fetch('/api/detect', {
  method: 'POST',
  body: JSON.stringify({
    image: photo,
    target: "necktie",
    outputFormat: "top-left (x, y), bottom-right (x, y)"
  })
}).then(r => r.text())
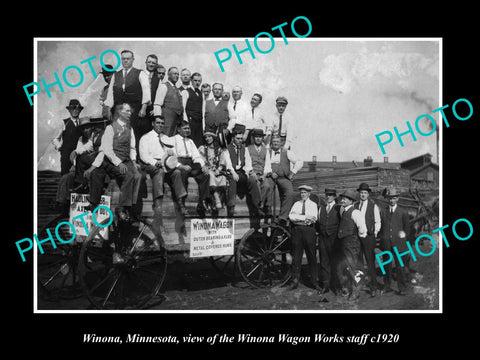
top-left (360, 201), bottom-right (364, 211)
top-left (251, 107), bottom-right (255, 119)
top-left (233, 101), bottom-right (237, 111)
top-left (123, 69), bottom-right (128, 89)
top-left (390, 207), bottom-right (394, 214)
top-left (301, 200), bottom-right (306, 215)
top-left (327, 203), bottom-right (332, 214)
top-left (183, 137), bottom-right (189, 157)
top-left (279, 114), bottom-right (283, 135)
top-left (149, 71), bottom-right (153, 85)
top-left (236, 146), bottom-right (240, 167)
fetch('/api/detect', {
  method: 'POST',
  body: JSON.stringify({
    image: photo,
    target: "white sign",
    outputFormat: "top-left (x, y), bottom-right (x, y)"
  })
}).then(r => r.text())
top-left (69, 193), bottom-right (111, 241)
top-left (190, 219), bottom-right (235, 258)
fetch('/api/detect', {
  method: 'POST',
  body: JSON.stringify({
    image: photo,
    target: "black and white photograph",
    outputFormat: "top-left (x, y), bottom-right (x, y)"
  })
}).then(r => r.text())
top-left (7, 5), bottom-right (478, 355)
top-left (33, 38), bottom-right (441, 312)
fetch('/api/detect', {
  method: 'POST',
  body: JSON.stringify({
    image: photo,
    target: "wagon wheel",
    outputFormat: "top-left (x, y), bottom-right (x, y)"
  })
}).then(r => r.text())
top-left (78, 216), bottom-right (168, 310)
top-left (37, 214), bottom-right (83, 301)
top-left (209, 239), bottom-right (240, 279)
top-left (236, 223), bottom-right (292, 288)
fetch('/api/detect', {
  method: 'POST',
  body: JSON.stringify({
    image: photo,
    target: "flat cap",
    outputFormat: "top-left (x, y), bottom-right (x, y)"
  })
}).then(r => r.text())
top-left (276, 96), bottom-right (288, 104)
top-left (298, 185), bottom-right (313, 192)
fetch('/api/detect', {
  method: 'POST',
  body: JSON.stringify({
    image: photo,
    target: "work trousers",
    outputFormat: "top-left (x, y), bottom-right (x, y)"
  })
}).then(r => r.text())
top-left (187, 114), bottom-right (204, 148)
top-left (318, 231), bottom-right (340, 289)
top-left (162, 107), bottom-right (183, 137)
top-left (358, 234), bottom-right (379, 291)
top-left (382, 248), bottom-right (409, 292)
top-left (227, 170), bottom-right (262, 227)
top-left (291, 225), bottom-right (318, 284)
top-left (141, 164), bottom-right (187, 201)
top-left (90, 159), bottom-right (141, 207)
top-left (266, 177), bottom-right (294, 221)
top-left (336, 235), bottom-right (361, 292)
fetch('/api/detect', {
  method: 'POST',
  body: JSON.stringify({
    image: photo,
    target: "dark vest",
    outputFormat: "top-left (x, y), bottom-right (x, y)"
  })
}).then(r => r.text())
top-left (205, 99), bottom-right (229, 130)
top-left (62, 118), bottom-right (82, 154)
top-left (228, 144), bottom-right (245, 170)
top-left (111, 121), bottom-right (131, 162)
top-left (112, 67), bottom-right (143, 106)
top-left (163, 82), bottom-right (183, 115)
top-left (318, 203), bottom-right (341, 236)
top-left (185, 87), bottom-right (203, 119)
top-left (248, 144), bottom-right (267, 174)
top-left (150, 73), bottom-right (161, 104)
top-left (337, 206), bottom-right (358, 239)
top-left (269, 149), bottom-right (290, 178)
top-left (355, 198), bottom-right (376, 235)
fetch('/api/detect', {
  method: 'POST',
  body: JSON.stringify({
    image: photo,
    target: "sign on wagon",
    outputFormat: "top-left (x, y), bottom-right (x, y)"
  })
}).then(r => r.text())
top-left (190, 219), bottom-right (235, 258)
top-left (70, 193), bottom-right (111, 241)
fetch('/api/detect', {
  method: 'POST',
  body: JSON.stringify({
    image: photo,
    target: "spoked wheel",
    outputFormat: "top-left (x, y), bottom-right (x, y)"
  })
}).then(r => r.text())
top-left (236, 224), bottom-right (292, 288)
top-left (209, 239), bottom-right (240, 279)
top-left (78, 216), bottom-right (168, 310)
top-left (37, 214), bottom-right (83, 301)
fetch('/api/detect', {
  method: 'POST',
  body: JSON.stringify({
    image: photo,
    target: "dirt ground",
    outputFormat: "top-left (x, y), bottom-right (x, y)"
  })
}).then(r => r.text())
top-left (37, 232), bottom-right (439, 312)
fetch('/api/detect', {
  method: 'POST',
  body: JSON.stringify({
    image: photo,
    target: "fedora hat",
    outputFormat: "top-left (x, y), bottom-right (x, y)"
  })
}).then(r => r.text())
top-left (78, 117), bottom-right (94, 128)
top-left (325, 188), bottom-right (337, 195)
top-left (357, 182), bottom-right (372, 192)
top-left (384, 186), bottom-right (401, 197)
top-left (163, 154), bottom-right (179, 172)
top-left (340, 189), bottom-right (358, 201)
top-left (66, 99), bottom-right (83, 110)
top-left (99, 64), bottom-right (114, 74)
top-left (251, 128), bottom-right (265, 137)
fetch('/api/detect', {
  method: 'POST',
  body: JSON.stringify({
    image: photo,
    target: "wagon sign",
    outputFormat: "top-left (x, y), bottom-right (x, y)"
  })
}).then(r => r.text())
top-left (190, 219), bottom-right (235, 258)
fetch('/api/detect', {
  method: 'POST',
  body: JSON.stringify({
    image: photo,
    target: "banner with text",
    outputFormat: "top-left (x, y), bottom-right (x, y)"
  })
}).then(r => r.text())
top-left (190, 219), bottom-right (235, 257)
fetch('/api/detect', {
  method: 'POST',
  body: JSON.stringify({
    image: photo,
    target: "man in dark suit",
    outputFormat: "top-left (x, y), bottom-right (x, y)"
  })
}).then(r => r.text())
top-left (144, 54), bottom-right (163, 123)
top-left (316, 188), bottom-right (341, 294)
top-left (378, 186), bottom-right (411, 296)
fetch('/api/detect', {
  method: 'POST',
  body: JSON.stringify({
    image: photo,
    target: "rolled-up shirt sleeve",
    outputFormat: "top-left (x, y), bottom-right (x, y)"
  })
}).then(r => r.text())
top-left (351, 208), bottom-right (367, 238)
top-left (139, 70), bottom-right (151, 105)
top-left (153, 83), bottom-right (167, 116)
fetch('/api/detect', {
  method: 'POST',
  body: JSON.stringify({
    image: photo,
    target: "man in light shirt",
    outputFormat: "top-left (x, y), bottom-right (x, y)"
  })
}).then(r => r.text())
top-left (227, 86), bottom-right (249, 138)
top-left (354, 182), bottom-right (381, 297)
top-left (153, 67), bottom-right (185, 136)
top-left (266, 135), bottom-right (303, 226)
top-left (271, 96), bottom-right (295, 150)
top-left (87, 103), bottom-right (142, 220)
top-left (103, 50), bottom-right (151, 148)
top-left (336, 189), bottom-right (367, 301)
top-left (172, 121), bottom-right (210, 219)
top-left (244, 93), bottom-right (271, 146)
top-left (288, 185), bottom-right (321, 290)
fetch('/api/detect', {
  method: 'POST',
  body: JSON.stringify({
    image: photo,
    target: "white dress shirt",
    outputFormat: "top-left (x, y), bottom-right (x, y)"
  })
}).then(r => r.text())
top-left (267, 148), bottom-right (303, 175)
top-left (271, 111), bottom-right (296, 149)
top-left (99, 119), bottom-right (137, 166)
top-left (104, 67), bottom-right (151, 108)
top-left (245, 106), bottom-right (272, 134)
top-left (172, 134), bottom-right (205, 167)
top-left (341, 204), bottom-right (367, 238)
top-left (357, 199), bottom-right (382, 236)
top-left (228, 98), bottom-right (250, 131)
top-left (289, 198), bottom-right (318, 225)
top-left (139, 129), bottom-right (174, 167)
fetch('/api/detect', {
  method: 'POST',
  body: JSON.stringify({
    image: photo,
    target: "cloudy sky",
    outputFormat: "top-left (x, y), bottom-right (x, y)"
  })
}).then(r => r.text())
top-left (35, 38), bottom-right (440, 171)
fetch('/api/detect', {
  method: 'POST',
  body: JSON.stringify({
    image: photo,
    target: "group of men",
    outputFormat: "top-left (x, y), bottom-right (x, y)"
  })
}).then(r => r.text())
top-left (288, 182), bottom-right (411, 301)
top-left (52, 49), bottom-right (303, 240)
